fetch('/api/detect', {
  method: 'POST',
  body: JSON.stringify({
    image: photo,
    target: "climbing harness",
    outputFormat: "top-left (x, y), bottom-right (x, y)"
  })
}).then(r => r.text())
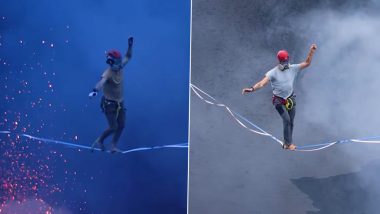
top-left (101, 96), bottom-right (123, 119)
top-left (272, 94), bottom-right (295, 110)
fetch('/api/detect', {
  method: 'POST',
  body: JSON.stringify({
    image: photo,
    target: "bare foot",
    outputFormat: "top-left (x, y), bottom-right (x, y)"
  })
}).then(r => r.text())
top-left (282, 143), bottom-right (296, 151)
top-left (110, 145), bottom-right (122, 154)
top-left (91, 138), bottom-right (105, 152)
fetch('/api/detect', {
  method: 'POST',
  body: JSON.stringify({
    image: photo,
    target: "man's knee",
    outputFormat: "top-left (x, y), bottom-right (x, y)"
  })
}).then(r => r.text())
top-left (282, 117), bottom-right (291, 126)
top-left (108, 126), bottom-right (118, 132)
top-left (108, 121), bottom-right (118, 132)
top-left (117, 123), bottom-right (125, 130)
top-left (117, 115), bottom-right (126, 130)
top-left (290, 121), bottom-right (294, 127)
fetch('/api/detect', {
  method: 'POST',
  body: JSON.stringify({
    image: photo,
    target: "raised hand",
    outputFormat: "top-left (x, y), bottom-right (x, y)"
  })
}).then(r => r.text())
top-left (128, 37), bottom-right (134, 46)
top-left (310, 44), bottom-right (317, 51)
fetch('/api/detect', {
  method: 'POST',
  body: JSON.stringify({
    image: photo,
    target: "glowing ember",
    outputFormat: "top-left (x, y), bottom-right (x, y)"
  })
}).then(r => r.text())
top-left (0, 20), bottom-right (89, 212)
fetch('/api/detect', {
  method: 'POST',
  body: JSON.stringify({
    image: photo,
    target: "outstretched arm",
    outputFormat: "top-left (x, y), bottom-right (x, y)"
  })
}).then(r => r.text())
top-left (242, 76), bottom-right (270, 94)
top-left (89, 71), bottom-right (109, 97)
top-left (122, 37), bottom-right (133, 67)
top-left (300, 44), bottom-right (317, 69)
top-left (94, 75), bottom-right (107, 92)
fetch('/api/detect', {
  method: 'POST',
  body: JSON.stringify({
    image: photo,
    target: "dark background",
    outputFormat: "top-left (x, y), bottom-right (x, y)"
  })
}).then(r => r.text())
top-left (0, 0), bottom-right (190, 213)
top-left (189, 0), bottom-right (380, 213)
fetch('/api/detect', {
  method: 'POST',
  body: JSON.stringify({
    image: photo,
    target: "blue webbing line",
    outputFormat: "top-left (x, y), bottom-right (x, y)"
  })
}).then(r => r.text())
top-left (122, 143), bottom-right (188, 154)
top-left (191, 84), bottom-right (380, 151)
top-left (0, 131), bottom-right (11, 134)
top-left (235, 111), bottom-right (380, 150)
top-left (353, 136), bottom-right (380, 141)
top-left (296, 136), bottom-right (380, 149)
top-left (232, 111), bottom-right (269, 135)
top-left (0, 131), bottom-right (188, 154)
top-left (234, 111), bottom-right (380, 150)
top-left (296, 140), bottom-right (349, 149)
top-left (232, 111), bottom-right (283, 144)
top-left (296, 142), bottom-right (340, 149)
top-left (234, 110), bottom-right (349, 149)
top-left (22, 134), bottom-right (97, 150)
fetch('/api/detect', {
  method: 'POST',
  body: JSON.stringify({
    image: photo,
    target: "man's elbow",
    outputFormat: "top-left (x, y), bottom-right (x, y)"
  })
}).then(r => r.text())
top-left (301, 61), bottom-right (311, 69)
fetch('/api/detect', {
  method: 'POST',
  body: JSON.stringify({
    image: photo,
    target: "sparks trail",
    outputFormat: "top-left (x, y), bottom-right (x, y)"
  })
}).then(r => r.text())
top-left (0, 133), bottom-right (64, 208)
top-left (0, 131), bottom-right (187, 154)
top-left (190, 84), bottom-right (380, 152)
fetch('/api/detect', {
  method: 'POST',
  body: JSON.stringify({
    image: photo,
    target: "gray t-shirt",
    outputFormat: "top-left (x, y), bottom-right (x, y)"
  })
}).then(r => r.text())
top-left (265, 64), bottom-right (301, 99)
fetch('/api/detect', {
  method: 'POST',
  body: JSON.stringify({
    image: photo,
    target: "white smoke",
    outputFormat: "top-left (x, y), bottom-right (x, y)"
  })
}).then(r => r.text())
top-left (291, 9), bottom-right (380, 213)
top-left (1, 198), bottom-right (72, 214)
top-left (295, 10), bottom-right (380, 139)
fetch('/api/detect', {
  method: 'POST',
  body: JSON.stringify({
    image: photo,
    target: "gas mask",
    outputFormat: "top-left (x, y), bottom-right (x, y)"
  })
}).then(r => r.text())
top-left (278, 60), bottom-right (289, 71)
top-left (106, 53), bottom-right (122, 71)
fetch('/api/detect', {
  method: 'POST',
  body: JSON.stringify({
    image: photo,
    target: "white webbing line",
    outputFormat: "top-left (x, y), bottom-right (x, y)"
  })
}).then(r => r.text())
top-left (190, 84), bottom-right (287, 147)
top-left (190, 84), bottom-right (271, 137)
top-left (293, 142), bottom-right (339, 152)
top-left (190, 83), bottom-right (380, 152)
top-left (351, 139), bottom-right (380, 144)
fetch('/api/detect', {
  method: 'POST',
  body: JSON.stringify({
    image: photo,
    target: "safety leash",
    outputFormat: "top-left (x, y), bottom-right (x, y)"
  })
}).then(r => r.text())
top-left (190, 83), bottom-right (380, 152)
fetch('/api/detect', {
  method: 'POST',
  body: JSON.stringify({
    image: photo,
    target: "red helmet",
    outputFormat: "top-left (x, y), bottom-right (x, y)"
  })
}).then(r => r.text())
top-left (106, 50), bottom-right (122, 65)
top-left (107, 50), bottom-right (121, 59)
top-left (277, 50), bottom-right (289, 62)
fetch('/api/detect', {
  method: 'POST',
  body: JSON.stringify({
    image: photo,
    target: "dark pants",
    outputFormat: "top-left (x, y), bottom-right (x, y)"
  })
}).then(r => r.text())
top-left (273, 96), bottom-right (296, 146)
top-left (98, 97), bottom-right (126, 146)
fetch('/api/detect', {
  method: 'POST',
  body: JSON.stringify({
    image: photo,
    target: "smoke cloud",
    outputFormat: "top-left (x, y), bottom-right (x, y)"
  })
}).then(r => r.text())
top-left (1, 198), bottom-right (72, 214)
top-left (296, 10), bottom-right (380, 137)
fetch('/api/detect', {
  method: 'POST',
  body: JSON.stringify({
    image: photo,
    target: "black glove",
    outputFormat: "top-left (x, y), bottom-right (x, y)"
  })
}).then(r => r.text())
top-left (128, 37), bottom-right (134, 46)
